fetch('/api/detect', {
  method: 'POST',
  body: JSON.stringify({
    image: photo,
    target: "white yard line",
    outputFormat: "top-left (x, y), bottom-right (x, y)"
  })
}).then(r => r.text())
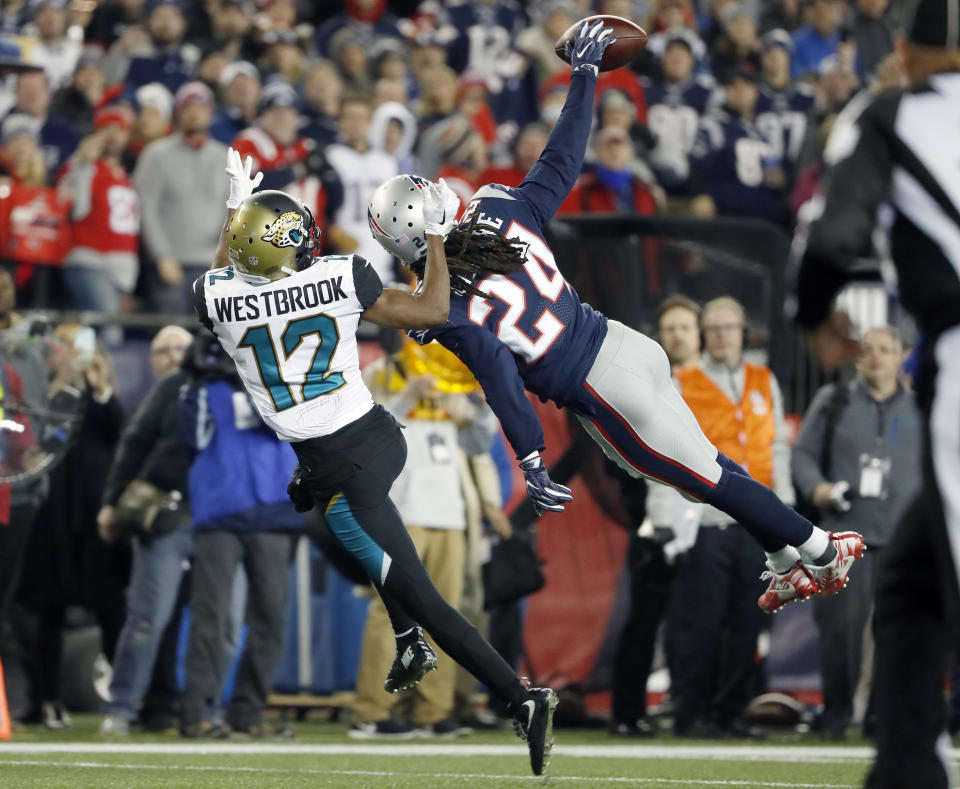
top-left (0, 742), bottom-right (892, 762)
top-left (0, 758), bottom-right (861, 787)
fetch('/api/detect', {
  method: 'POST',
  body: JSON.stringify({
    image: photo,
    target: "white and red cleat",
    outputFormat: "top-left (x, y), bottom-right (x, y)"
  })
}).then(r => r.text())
top-left (758, 561), bottom-right (820, 613)
top-left (804, 531), bottom-right (867, 597)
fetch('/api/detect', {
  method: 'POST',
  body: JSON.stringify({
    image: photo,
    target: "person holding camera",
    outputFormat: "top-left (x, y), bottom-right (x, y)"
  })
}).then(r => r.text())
top-left (176, 333), bottom-right (300, 740)
top-left (97, 324), bottom-right (193, 736)
top-left (792, 326), bottom-right (921, 740)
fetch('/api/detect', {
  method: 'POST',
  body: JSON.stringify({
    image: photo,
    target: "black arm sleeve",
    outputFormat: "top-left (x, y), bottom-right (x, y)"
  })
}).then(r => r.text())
top-left (353, 254), bottom-right (384, 309)
top-left (192, 273), bottom-right (213, 331)
top-left (791, 92), bottom-right (898, 328)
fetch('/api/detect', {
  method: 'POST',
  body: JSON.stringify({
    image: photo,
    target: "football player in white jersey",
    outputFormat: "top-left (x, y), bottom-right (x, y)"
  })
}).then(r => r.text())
top-left (192, 150), bottom-right (558, 776)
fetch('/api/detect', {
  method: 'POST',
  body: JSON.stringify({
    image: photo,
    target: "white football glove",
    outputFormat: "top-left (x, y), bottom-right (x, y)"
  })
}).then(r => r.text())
top-left (422, 178), bottom-right (460, 239)
top-left (225, 146), bottom-right (264, 209)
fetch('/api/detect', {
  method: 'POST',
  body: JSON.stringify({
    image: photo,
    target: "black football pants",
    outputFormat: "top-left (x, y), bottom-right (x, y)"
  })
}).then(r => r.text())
top-left (292, 406), bottom-right (523, 710)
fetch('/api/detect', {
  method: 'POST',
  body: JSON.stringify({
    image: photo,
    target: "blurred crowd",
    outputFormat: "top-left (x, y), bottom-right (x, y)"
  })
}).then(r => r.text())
top-left (0, 0), bottom-right (907, 316)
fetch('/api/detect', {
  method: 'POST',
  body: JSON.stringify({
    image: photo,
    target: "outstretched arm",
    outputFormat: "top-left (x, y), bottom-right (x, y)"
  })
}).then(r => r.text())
top-left (515, 21), bottom-right (615, 225)
top-left (213, 147), bottom-right (264, 269)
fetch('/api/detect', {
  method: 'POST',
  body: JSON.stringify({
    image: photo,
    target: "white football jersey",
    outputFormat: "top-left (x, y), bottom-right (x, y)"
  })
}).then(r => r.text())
top-left (326, 144), bottom-right (398, 284)
top-left (193, 255), bottom-right (382, 441)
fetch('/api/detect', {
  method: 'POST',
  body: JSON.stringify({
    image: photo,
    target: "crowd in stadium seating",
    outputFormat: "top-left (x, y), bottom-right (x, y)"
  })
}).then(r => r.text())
top-left (0, 0), bottom-right (905, 315)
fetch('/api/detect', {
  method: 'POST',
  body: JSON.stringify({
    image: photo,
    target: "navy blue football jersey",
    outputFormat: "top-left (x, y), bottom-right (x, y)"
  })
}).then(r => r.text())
top-left (643, 75), bottom-right (719, 155)
top-left (409, 69), bottom-right (608, 460)
top-left (754, 81), bottom-right (815, 164)
top-left (689, 107), bottom-right (783, 223)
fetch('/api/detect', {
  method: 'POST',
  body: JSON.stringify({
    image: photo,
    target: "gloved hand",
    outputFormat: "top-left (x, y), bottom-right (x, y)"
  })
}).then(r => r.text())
top-left (287, 464), bottom-right (315, 513)
top-left (519, 451), bottom-right (573, 516)
top-left (829, 480), bottom-right (853, 513)
top-left (422, 178), bottom-right (460, 239)
top-left (564, 19), bottom-right (616, 76)
top-left (225, 146), bottom-right (264, 209)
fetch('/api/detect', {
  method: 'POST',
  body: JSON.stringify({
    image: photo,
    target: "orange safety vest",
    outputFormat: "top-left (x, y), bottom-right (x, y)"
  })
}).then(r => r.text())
top-left (675, 363), bottom-right (776, 488)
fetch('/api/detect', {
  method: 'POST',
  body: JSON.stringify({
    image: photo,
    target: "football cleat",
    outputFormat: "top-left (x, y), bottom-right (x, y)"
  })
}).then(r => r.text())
top-left (513, 687), bottom-right (559, 776)
top-left (758, 560), bottom-right (820, 613)
top-left (384, 628), bottom-right (438, 693)
top-left (804, 531), bottom-right (867, 597)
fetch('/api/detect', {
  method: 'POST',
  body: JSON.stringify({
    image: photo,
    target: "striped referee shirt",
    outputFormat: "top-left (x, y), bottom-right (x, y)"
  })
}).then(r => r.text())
top-left (791, 73), bottom-right (960, 340)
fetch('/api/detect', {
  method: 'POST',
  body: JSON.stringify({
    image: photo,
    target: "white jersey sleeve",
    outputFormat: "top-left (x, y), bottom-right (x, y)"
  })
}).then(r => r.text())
top-left (193, 255), bottom-right (383, 441)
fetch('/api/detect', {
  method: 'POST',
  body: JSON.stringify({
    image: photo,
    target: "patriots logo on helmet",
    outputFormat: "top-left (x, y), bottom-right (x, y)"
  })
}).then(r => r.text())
top-left (408, 175), bottom-right (430, 190)
top-left (262, 211), bottom-right (305, 249)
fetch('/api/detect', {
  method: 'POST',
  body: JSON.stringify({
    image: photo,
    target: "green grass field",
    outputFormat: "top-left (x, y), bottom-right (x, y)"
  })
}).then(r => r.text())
top-left (0, 714), bottom-right (919, 789)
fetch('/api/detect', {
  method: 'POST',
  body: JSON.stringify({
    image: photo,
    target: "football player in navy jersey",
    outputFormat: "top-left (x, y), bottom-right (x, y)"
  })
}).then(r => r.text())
top-left (754, 30), bottom-right (815, 181)
top-left (369, 20), bottom-right (866, 613)
top-left (689, 65), bottom-right (787, 224)
top-left (642, 28), bottom-right (718, 191)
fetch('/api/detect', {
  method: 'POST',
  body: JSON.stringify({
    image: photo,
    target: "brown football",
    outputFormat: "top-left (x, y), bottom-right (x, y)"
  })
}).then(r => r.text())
top-left (554, 15), bottom-right (648, 73)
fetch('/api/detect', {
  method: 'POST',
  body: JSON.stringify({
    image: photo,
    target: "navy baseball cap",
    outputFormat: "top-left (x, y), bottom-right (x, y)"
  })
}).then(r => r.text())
top-left (256, 81), bottom-right (301, 115)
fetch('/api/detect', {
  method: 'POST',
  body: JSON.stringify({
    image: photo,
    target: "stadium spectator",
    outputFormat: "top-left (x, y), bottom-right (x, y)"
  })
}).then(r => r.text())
top-left (97, 324), bottom-right (194, 736)
top-left (710, 3), bottom-right (761, 85)
top-left (0, 114), bottom-right (46, 186)
top-left (792, 327), bottom-right (921, 740)
top-left (58, 106), bottom-right (139, 314)
top-left (209, 60), bottom-right (259, 145)
top-left (790, 0), bottom-right (845, 80)
top-left (850, 0), bottom-right (894, 83)
top-left (642, 28), bottom-right (717, 192)
top-left (478, 121), bottom-right (548, 188)
top-left (177, 334), bottom-right (299, 739)
top-left (300, 59), bottom-right (341, 147)
top-left (85, 0), bottom-right (148, 51)
top-left (610, 295), bottom-right (702, 738)
top-left (259, 29), bottom-right (306, 86)
top-left (433, 117), bottom-right (487, 210)
top-left (16, 323), bottom-right (123, 730)
top-left (415, 64), bottom-right (459, 137)
top-left (326, 93), bottom-right (397, 282)
top-left (118, 0), bottom-right (197, 93)
top-left (688, 65), bottom-right (785, 224)
top-left (564, 126), bottom-right (659, 215)
top-left (759, 0), bottom-right (804, 33)
top-left (663, 296), bottom-right (793, 737)
top-left (370, 100), bottom-right (417, 173)
top-left (315, 0), bottom-right (404, 56)
top-left (205, 0), bottom-right (256, 63)
top-left (329, 26), bottom-right (373, 94)
top-left (8, 69), bottom-right (77, 180)
top-left (444, 0), bottom-right (524, 87)
top-left (127, 82), bottom-right (173, 166)
top-left (50, 55), bottom-right (106, 136)
top-left (21, 0), bottom-right (84, 91)
top-left (515, 1), bottom-right (578, 82)
top-left (134, 81), bottom-right (228, 314)
top-left (229, 81), bottom-right (310, 192)
top-left (754, 29), bottom-right (815, 183)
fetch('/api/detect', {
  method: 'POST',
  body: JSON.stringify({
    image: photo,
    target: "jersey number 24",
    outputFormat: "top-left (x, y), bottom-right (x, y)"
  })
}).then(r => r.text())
top-left (467, 222), bottom-right (565, 363)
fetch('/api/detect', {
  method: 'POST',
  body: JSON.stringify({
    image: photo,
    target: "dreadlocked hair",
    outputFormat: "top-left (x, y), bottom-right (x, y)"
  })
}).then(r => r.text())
top-left (410, 211), bottom-right (527, 298)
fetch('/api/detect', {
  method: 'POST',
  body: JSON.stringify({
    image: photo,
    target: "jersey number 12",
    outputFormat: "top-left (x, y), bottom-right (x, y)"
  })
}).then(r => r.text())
top-left (237, 314), bottom-right (345, 411)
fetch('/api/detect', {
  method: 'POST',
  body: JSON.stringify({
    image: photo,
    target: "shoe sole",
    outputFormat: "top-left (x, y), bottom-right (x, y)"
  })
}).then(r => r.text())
top-left (531, 690), bottom-right (559, 776)
top-left (759, 586), bottom-right (818, 614)
top-left (384, 659), bottom-right (438, 693)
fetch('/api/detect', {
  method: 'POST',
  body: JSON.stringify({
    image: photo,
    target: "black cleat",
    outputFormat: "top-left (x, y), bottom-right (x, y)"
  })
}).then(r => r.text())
top-left (384, 628), bottom-right (438, 693)
top-left (513, 687), bottom-right (559, 776)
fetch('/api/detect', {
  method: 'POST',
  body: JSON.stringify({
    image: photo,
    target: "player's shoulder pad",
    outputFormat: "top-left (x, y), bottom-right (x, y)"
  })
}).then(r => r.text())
top-left (470, 183), bottom-right (516, 203)
top-left (349, 254), bottom-right (384, 310)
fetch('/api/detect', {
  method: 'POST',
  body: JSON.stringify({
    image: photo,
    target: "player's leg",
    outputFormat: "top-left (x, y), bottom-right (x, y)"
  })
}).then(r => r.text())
top-left (575, 321), bottom-right (861, 605)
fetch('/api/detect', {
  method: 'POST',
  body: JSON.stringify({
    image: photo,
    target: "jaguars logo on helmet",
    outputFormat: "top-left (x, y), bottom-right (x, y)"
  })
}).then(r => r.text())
top-left (225, 190), bottom-right (318, 281)
top-left (262, 211), bottom-right (305, 249)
